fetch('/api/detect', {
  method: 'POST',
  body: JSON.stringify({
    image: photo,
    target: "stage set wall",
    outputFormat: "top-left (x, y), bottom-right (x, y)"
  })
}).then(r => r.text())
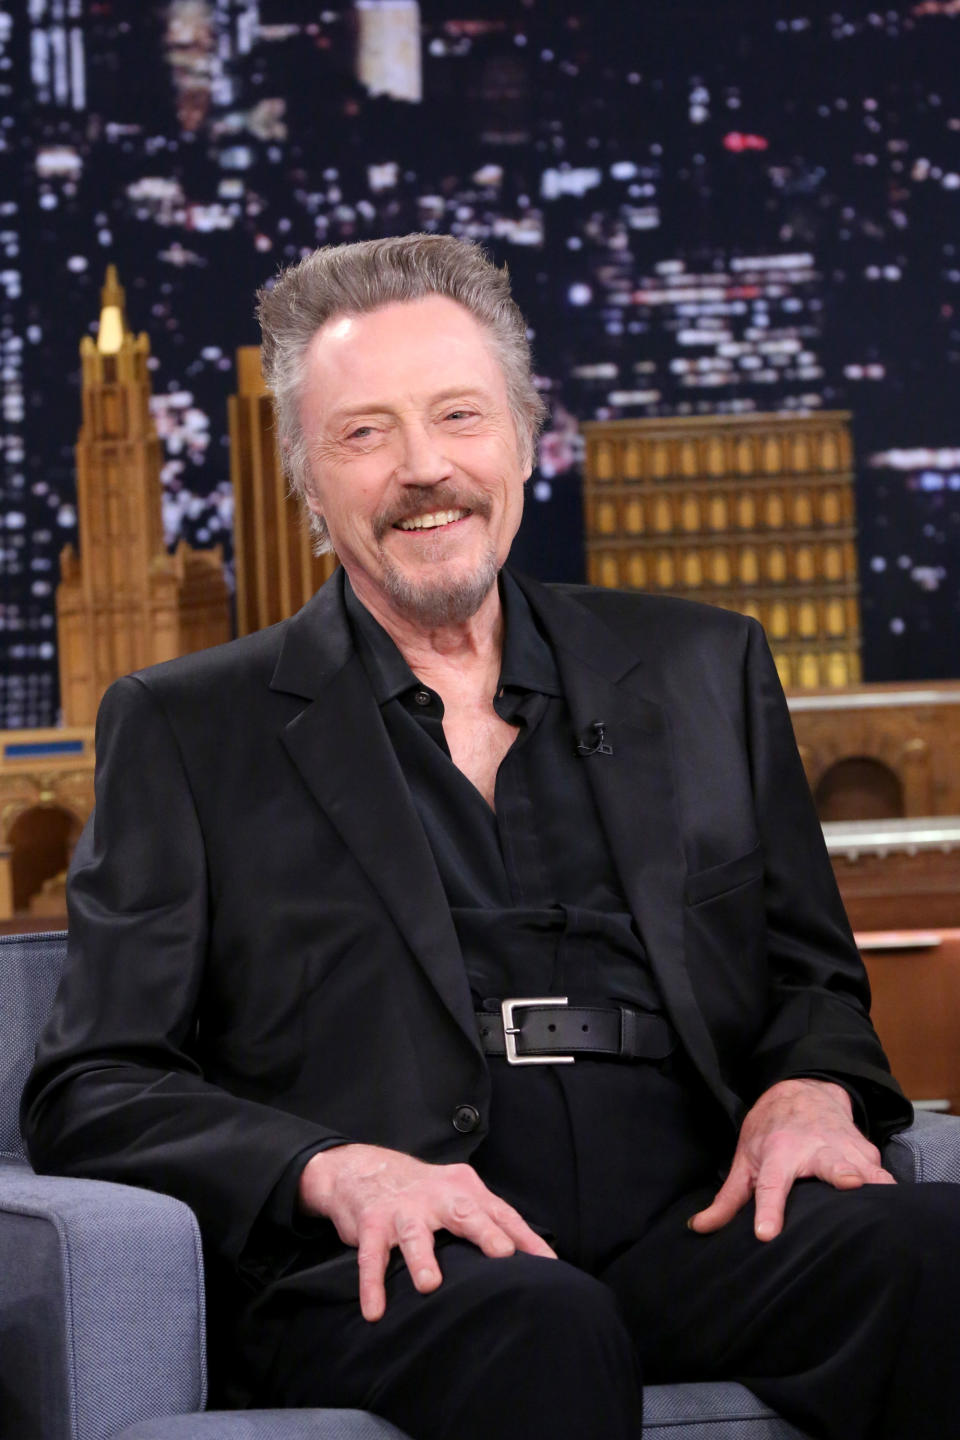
top-left (3, 4), bottom-right (960, 1109)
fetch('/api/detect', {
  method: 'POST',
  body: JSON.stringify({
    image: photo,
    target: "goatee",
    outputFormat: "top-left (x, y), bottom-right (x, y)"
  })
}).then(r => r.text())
top-left (380, 545), bottom-right (500, 628)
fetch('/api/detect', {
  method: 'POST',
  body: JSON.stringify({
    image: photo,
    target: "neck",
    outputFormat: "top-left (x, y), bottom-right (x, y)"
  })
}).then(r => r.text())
top-left (348, 570), bottom-right (505, 689)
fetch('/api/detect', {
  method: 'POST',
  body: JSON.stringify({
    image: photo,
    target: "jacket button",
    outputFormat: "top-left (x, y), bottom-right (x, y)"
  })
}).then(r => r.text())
top-left (452, 1103), bottom-right (481, 1134)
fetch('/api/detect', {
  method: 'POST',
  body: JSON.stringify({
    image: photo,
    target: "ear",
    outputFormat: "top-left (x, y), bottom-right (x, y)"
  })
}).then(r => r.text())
top-left (303, 486), bottom-right (325, 524)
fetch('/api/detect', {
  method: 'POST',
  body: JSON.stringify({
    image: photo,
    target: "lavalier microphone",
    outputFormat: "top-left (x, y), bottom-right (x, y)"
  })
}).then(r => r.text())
top-left (575, 720), bottom-right (613, 757)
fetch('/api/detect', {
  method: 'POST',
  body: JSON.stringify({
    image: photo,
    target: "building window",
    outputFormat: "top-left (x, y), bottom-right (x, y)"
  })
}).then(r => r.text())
top-left (625, 499), bottom-right (644, 533)
top-left (595, 443), bottom-right (616, 482)
top-left (682, 496), bottom-right (700, 531)
top-left (798, 653), bottom-right (821, 688)
top-left (654, 497), bottom-right (673, 532)
top-left (596, 501), bottom-right (618, 534)
top-left (656, 552), bottom-right (675, 587)
top-left (763, 436), bottom-right (781, 474)
top-left (711, 549), bottom-right (731, 584)
top-left (826, 599), bottom-right (846, 636)
top-left (794, 490), bottom-right (813, 527)
top-left (739, 547), bottom-right (759, 584)
top-left (770, 602), bottom-right (790, 638)
top-left (627, 552), bottom-right (646, 587)
top-left (623, 441), bottom-right (643, 480)
top-left (823, 545), bottom-right (843, 581)
top-left (599, 553), bottom-right (619, 588)
top-left (709, 494), bottom-right (728, 530)
top-left (767, 545), bottom-right (787, 583)
top-left (821, 488), bottom-right (842, 525)
top-left (799, 600), bottom-right (818, 637)
top-left (652, 442), bottom-right (670, 478)
top-left (683, 551), bottom-right (702, 586)
top-left (795, 545), bottom-right (815, 582)
top-left (765, 492), bottom-right (785, 527)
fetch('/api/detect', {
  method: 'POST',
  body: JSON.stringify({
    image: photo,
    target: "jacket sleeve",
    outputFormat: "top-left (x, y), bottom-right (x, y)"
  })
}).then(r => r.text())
top-left (20, 675), bottom-right (342, 1266)
top-left (739, 620), bottom-right (912, 1143)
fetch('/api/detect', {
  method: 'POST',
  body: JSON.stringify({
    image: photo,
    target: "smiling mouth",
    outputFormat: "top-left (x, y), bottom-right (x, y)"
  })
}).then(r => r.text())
top-left (393, 508), bottom-right (471, 532)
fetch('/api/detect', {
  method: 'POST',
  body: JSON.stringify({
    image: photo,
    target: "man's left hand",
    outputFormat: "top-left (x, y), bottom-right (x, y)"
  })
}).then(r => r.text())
top-left (688, 1077), bottom-right (896, 1242)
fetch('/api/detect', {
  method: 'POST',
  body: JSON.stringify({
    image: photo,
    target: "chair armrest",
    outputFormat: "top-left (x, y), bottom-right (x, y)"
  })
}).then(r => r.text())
top-left (0, 1160), bottom-right (206, 1440)
top-left (882, 1111), bottom-right (960, 1184)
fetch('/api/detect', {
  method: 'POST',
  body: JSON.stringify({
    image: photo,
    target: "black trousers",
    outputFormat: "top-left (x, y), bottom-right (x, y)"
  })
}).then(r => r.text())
top-left (246, 1060), bottom-right (960, 1440)
top-left (255, 1180), bottom-right (960, 1440)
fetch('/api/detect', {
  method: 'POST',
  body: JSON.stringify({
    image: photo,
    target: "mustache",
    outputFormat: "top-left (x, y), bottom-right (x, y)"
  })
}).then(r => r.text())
top-left (373, 485), bottom-right (492, 540)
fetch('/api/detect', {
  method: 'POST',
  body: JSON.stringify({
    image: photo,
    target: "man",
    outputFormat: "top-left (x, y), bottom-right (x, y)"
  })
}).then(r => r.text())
top-left (23, 235), bottom-right (959, 1440)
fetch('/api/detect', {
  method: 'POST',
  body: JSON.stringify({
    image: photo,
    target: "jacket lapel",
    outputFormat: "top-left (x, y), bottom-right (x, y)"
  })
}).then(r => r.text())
top-left (270, 573), bottom-right (480, 1052)
top-left (515, 574), bottom-right (741, 1120)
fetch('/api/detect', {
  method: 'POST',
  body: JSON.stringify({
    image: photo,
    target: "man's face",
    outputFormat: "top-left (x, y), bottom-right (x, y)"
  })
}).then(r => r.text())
top-left (298, 295), bottom-right (531, 628)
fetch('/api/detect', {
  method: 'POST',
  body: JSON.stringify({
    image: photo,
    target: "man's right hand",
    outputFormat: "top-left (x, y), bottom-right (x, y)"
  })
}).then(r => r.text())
top-left (298, 1143), bottom-right (557, 1322)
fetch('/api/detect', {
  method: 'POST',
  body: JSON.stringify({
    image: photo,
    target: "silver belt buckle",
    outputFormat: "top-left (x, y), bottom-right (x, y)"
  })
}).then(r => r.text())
top-left (500, 996), bottom-right (574, 1065)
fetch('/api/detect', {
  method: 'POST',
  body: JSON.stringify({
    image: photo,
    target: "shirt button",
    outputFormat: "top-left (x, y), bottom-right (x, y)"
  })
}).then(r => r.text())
top-left (452, 1103), bottom-right (481, 1134)
top-left (414, 689), bottom-right (432, 707)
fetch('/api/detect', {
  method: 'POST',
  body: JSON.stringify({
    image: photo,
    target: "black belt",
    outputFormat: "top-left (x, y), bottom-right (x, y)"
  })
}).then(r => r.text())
top-left (476, 997), bottom-right (676, 1066)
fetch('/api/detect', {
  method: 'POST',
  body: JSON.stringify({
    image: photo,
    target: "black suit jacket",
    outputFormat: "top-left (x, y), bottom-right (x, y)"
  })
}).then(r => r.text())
top-left (22, 569), bottom-right (910, 1298)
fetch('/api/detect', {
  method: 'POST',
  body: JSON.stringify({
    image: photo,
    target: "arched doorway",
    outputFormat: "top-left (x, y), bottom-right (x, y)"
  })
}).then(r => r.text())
top-left (814, 757), bottom-right (905, 824)
top-left (8, 805), bottom-right (82, 915)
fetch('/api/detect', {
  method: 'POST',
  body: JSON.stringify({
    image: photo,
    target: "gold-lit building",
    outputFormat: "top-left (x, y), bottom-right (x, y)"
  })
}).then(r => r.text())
top-left (582, 411), bottom-right (860, 690)
top-left (0, 268), bottom-right (230, 922)
top-left (228, 346), bottom-right (336, 637)
top-left (57, 266), bottom-right (230, 727)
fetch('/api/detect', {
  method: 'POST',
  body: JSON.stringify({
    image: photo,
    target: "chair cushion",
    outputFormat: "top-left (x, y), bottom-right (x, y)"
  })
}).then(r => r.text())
top-left (115, 1411), bottom-right (412, 1439)
top-left (643, 1382), bottom-right (812, 1437)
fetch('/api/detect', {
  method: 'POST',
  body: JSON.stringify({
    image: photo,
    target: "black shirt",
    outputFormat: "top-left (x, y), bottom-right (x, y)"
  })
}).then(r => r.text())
top-left (343, 569), bottom-right (664, 1015)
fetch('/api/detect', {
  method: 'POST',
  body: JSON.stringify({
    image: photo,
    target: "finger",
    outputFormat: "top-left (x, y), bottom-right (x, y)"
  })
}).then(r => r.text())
top-left (489, 1202), bottom-right (558, 1259)
top-left (394, 1214), bottom-right (444, 1293)
top-left (818, 1152), bottom-right (898, 1190)
top-left (443, 1192), bottom-right (518, 1258)
top-left (751, 1165), bottom-right (792, 1241)
top-left (870, 1167), bottom-right (898, 1186)
top-left (356, 1226), bottom-right (391, 1323)
top-left (688, 1162), bottom-right (753, 1234)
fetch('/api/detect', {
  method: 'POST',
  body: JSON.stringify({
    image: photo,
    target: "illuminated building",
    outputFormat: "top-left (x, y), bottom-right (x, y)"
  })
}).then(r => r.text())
top-left (354, 0), bottom-right (422, 103)
top-left (229, 346), bottom-right (337, 635)
top-left (568, 252), bottom-right (826, 423)
top-left (56, 265), bottom-right (230, 726)
top-left (582, 411), bottom-right (861, 689)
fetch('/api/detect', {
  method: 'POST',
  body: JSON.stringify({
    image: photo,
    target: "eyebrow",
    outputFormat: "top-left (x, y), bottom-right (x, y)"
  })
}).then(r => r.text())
top-left (328, 387), bottom-right (493, 426)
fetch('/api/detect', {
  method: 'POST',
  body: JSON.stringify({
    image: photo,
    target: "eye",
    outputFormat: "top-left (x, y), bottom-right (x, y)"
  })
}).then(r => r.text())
top-left (347, 425), bottom-right (375, 440)
top-left (444, 409), bottom-right (474, 422)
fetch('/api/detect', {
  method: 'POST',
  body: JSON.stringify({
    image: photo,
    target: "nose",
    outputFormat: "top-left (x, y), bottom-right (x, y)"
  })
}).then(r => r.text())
top-left (395, 419), bottom-right (455, 486)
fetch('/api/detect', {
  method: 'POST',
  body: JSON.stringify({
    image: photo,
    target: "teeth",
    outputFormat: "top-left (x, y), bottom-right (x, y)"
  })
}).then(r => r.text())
top-left (396, 509), bottom-right (468, 531)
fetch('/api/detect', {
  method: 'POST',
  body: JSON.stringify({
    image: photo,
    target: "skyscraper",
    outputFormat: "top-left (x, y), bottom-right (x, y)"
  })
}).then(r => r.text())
top-left (57, 266), bottom-right (230, 725)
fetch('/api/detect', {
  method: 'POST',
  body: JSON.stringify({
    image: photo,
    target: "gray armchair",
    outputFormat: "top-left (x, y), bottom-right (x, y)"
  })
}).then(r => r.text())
top-left (3, 931), bottom-right (958, 1440)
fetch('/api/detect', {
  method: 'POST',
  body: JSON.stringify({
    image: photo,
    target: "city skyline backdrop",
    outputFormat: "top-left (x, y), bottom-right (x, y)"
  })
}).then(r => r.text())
top-left (2, 0), bottom-right (960, 728)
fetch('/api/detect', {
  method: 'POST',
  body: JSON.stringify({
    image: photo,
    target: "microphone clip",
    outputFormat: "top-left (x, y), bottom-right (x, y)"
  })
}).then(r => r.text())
top-left (575, 720), bottom-right (613, 757)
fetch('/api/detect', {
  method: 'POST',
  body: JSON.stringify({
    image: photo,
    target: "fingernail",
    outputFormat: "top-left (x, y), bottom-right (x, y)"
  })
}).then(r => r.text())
top-left (685, 1215), bottom-right (698, 1230)
top-left (416, 1267), bottom-right (436, 1287)
top-left (756, 1221), bottom-right (775, 1239)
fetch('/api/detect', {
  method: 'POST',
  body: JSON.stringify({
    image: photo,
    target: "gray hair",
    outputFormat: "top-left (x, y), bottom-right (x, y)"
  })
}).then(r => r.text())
top-left (256, 233), bottom-right (548, 553)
